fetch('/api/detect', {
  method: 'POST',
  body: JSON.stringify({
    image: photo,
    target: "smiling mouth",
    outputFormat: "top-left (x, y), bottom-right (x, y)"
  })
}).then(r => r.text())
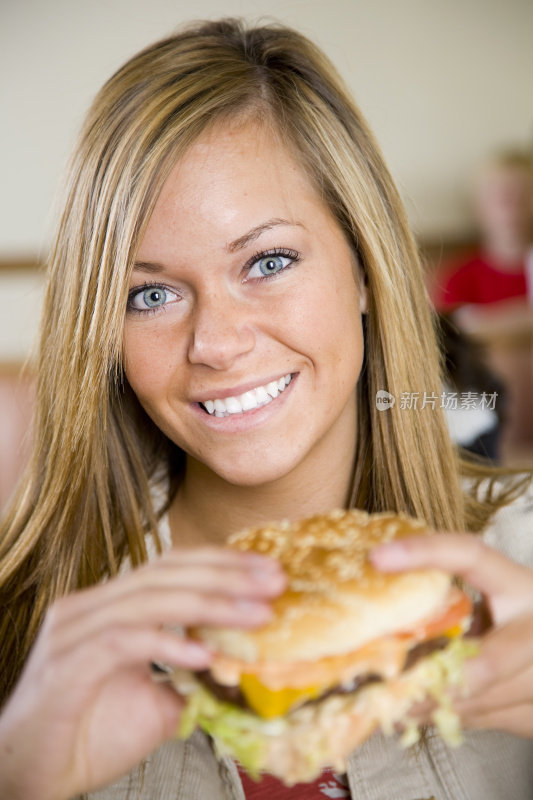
top-left (199, 374), bottom-right (293, 417)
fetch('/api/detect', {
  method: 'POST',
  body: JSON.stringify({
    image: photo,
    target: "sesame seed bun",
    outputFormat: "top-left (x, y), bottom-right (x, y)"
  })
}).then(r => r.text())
top-left (195, 509), bottom-right (451, 666)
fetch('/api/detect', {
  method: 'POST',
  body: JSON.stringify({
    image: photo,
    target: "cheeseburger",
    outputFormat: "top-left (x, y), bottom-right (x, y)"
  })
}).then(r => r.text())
top-left (172, 509), bottom-right (477, 785)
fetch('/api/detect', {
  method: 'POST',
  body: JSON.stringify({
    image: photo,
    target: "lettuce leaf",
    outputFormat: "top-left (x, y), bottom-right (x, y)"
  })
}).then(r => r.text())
top-left (178, 685), bottom-right (285, 778)
top-left (378, 636), bottom-right (480, 748)
top-left (176, 636), bottom-right (480, 781)
top-left (420, 637), bottom-right (480, 747)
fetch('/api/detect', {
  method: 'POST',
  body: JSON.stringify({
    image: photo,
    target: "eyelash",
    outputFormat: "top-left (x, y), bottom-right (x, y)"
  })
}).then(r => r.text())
top-left (126, 282), bottom-right (177, 316)
top-left (243, 247), bottom-right (300, 280)
top-left (127, 247), bottom-right (301, 315)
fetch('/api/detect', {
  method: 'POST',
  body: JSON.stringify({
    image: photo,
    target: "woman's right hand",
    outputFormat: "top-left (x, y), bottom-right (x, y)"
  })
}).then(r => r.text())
top-left (0, 546), bottom-right (285, 800)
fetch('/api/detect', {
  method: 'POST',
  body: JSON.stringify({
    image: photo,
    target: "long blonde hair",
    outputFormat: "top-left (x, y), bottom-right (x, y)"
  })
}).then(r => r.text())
top-left (0, 18), bottom-right (521, 705)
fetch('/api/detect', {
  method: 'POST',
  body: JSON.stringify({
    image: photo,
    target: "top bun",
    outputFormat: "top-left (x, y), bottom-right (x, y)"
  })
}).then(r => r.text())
top-left (196, 509), bottom-right (451, 664)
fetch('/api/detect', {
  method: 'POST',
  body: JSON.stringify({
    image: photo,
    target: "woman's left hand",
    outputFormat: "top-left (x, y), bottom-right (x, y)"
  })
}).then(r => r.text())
top-left (371, 533), bottom-right (533, 737)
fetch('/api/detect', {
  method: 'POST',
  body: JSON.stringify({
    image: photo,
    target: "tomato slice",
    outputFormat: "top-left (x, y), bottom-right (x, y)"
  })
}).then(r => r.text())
top-left (399, 587), bottom-right (472, 641)
top-left (209, 588), bottom-right (473, 709)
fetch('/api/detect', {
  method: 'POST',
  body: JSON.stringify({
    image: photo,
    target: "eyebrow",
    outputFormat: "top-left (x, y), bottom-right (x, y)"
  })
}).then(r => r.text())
top-left (226, 217), bottom-right (303, 252)
top-left (132, 260), bottom-right (166, 274)
top-left (132, 217), bottom-right (303, 273)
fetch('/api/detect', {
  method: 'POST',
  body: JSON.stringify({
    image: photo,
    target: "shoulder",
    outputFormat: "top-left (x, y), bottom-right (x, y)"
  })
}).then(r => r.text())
top-left (480, 475), bottom-right (533, 569)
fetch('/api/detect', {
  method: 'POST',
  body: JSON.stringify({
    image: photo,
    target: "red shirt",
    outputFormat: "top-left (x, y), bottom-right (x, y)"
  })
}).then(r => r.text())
top-left (432, 251), bottom-right (527, 309)
top-left (238, 766), bottom-right (351, 798)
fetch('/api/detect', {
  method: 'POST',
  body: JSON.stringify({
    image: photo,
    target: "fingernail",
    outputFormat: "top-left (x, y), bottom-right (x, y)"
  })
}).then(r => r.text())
top-left (246, 554), bottom-right (281, 572)
top-left (235, 599), bottom-right (272, 620)
top-left (370, 541), bottom-right (411, 569)
top-left (252, 567), bottom-right (286, 588)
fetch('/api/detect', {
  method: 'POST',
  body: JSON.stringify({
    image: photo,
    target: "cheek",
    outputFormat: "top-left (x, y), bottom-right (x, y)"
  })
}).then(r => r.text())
top-left (286, 272), bottom-right (364, 386)
top-left (326, 277), bottom-right (365, 385)
top-left (122, 325), bottom-right (174, 401)
top-left (283, 266), bottom-right (360, 332)
top-left (311, 269), bottom-right (363, 347)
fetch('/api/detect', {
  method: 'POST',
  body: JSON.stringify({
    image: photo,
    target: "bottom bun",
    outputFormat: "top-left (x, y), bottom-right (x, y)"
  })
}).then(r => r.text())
top-left (174, 638), bottom-right (477, 786)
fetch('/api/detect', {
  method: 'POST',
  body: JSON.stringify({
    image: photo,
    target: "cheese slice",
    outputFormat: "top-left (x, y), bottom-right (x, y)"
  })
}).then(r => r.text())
top-left (240, 674), bottom-right (322, 718)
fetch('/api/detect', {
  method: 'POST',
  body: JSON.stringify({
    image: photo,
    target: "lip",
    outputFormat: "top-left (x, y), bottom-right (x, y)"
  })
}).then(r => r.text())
top-left (191, 373), bottom-right (298, 431)
top-left (192, 372), bottom-right (294, 404)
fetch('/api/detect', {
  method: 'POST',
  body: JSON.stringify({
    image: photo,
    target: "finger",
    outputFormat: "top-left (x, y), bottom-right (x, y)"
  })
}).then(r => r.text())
top-left (461, 616), bottom-right (533, 695)
top-left (455, 666), bottom-right (533, 717)
top-left (85, 587), bottom-right (275, 630)
top-left (458, 702), bottom-right (533, 738)
top-left (370, 533), bottom-right (533, 621)
top-left (125, 561), bottom-right (287, 598)
top-left (405, 665), bottom-right (533, 730)
top-left (453, 619), bottom-right (533, 706)
top-left (159, 546), bottom-right (283, 571)
top-left (27, 626), bottom-right (213, 691)
top-left (42, 587), bottom-right (274, 659)
top-left (54, 552), bottom-right (285, 624)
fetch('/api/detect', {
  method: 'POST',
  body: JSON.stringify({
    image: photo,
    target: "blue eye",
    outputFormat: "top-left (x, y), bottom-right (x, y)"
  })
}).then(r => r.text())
top-left (142, 287), bottom-right (167, 307)
top-left (127, 284), bottom-right (179, 313)
top-left (246, 249), bottom-right (299, 280)
top-left (256, 255), bottom-right (286, 276)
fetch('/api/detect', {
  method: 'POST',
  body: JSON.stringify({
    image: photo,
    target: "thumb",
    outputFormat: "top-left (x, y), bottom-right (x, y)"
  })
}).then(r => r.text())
top-left (370, 533), bottom-right (533, 624)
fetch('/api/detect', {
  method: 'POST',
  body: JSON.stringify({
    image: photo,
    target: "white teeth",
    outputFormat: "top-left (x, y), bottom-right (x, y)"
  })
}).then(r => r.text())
top-left (225, 396), bottom-right (243, 414)
top-left (266, 381), bottom-right (279, 399)
top-left (254, 385), bottom-right (269, 404)
top-left (240, 390), bottom-right (258, 411)
top-left (200, 374), bottom-right (292, 417)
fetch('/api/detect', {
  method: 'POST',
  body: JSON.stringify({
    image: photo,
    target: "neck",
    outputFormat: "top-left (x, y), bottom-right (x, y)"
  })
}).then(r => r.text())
top-left (168, 416), bottom-right (357, 547)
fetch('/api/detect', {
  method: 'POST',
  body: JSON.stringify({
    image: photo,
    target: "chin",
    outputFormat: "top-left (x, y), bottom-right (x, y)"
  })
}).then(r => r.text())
top-left (168, 509), bottom-right (477, 786)
top-left (192, 444), bottom-right (309, 489)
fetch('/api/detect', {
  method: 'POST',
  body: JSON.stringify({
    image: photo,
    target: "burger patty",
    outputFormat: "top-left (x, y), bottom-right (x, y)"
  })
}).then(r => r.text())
top-left (196, 635), bottom-right (450, 713)
top-left (403, 635), bottom-right (449, 670)
top-left (197, 669), bottom-right (249, 707)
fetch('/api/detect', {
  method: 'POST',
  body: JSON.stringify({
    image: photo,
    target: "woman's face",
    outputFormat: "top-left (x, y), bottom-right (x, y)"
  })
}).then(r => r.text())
top-left (123, 120), bottom-right (366, 487)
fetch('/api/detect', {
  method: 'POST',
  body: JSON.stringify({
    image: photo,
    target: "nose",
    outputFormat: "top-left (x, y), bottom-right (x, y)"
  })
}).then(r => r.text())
top-left (187, 290), bottom-right (256, 369)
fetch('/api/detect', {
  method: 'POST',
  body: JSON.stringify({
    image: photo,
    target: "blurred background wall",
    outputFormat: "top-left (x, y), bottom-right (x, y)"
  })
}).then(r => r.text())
top-left (1, 0), bottom-right (532, 504)
top-left (3, 0), bottom-right (533, 256)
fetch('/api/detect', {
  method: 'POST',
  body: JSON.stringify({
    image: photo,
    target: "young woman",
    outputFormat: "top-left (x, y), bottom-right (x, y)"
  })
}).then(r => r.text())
top-left (1, 18), bottom-right (532, 800)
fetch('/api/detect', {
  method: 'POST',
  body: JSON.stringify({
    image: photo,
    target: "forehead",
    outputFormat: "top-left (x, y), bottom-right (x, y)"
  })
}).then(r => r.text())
top-left (165, 120), bottom-right (315, 200)
top-left (138, 120), bottom-right (337, 253)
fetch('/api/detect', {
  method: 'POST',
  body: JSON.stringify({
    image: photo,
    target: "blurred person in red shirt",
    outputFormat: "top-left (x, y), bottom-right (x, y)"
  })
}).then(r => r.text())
top-left (432, 150), bottom-right (533, 314)
top-left (431, 150), bottom-right (533, 458)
